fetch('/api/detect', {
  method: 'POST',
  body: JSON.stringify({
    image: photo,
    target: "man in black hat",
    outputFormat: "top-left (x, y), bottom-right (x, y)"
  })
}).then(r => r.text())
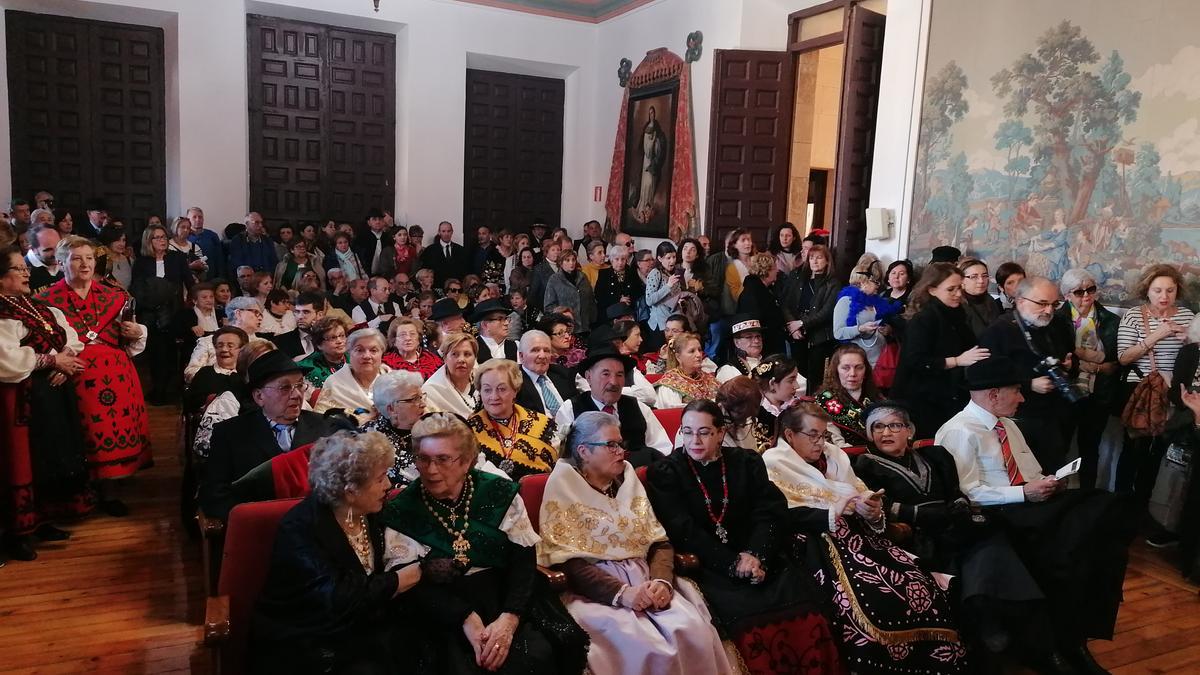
top-left (430, 297), bottom-right (467, 337)
top-left (417, 220), bottom-right (467, 286)
top-left (79, 198), bottom-right (107, 240)
top-left (471, 298), bottom-right (517, 361)
top-left (929, 245), bottom-right (962, 265)
top-left (605, 302), bottom-right (635, 323)
top-left (352, 207), bottom-right (393, 276)
top-left (551, 345), bottom-right (671, 467)
top-left (935, 355), bottom-right (1136, 675)
top-left (199, 349), bottom-right (337, 520)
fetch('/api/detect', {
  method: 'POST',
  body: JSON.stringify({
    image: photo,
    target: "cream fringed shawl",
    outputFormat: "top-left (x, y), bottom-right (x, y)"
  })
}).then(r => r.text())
top-left (762, 440), bottom-right (874, 532)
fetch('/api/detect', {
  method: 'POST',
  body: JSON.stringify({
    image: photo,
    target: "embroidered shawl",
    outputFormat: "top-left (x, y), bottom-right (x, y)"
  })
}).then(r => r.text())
top-left (39, 279), bottom-right (127, 349)
top-left (656, 368), bottom-right (718, 403)
top-left (762, 440), bottom-right (870, 511)
top-left (537, 461), bottom-right (668, 566)
top-left (466, 404), bottom-right (558, 477)
top-left (815, 390), bottom-right (872, 445)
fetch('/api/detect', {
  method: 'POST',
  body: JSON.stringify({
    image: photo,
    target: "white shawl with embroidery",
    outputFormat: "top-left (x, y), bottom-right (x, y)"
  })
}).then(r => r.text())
top-left (762, 440), bottom-right (873, 531)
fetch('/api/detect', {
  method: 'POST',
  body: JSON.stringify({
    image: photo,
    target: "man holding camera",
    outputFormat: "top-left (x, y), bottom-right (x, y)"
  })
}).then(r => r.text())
top-left (979, 276), bottom-right (1078, 471)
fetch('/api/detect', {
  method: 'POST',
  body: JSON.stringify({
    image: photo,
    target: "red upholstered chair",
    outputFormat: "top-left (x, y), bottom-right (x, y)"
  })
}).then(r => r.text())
top-left (204, 498), bottom-right (301, 675)
top-left (653, 407), bottom-right (684, 441)
top-left (842, 445), bottom-right (867, 457)
top-left (645, 373), bottom-right (663, 385)
top-left (913, 438), bottom-right (934, 448)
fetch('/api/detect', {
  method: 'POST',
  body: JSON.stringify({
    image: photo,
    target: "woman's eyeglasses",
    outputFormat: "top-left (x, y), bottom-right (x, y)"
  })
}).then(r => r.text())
top-left (582, 440), bottom-right (628, 452)
top-left (792, 429), bottom-right (825, 443)
top-left (414, 454), bottom-right (459, 467)
top-left (677, 428), bottom-right (716, 439)
top-left (870, 422), bottom-right (909, 433)
top-left (1070, 285), bottom-right (1098, 298)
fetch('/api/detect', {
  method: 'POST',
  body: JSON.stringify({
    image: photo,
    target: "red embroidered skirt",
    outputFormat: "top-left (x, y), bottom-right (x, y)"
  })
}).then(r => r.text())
top-left (75, 344), bottom-right (152, 480)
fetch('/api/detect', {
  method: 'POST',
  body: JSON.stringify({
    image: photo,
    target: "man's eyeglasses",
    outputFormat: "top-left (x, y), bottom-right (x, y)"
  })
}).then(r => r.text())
top-left (261, 382), bottom-right (305, 394)
top-left (1020, 297), bottom-right (1063, 310)
top-left (1070, 285), bottom-right (1098, 298)
top-left (582, 440), bottom-right (628, 452)
top-left (871, 422), bottom-right (909, 433)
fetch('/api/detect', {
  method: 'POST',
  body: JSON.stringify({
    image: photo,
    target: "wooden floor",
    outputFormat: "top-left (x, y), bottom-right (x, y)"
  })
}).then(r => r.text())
top-left (1, 405), bottom-right (1200, 674)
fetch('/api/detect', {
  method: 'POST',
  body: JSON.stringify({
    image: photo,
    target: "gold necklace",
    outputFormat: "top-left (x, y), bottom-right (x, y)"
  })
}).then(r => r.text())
top-left (341, 514), bottom-right (373, 572)
top-left (0, 294), bottom-right (52, 331)
top-left (421, 475), bottom-right (474, 566)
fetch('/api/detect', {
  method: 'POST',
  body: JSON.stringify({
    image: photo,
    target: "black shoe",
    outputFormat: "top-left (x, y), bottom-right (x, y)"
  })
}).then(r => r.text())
top-left (100, 499), bottom-right (130, 517)
top-left (1031, 649), bottom-right (1079, 675)
top-left (4, 534), bottom-right (38, 561)
top-left (1065, 643), bottom-right (1110, 675)
top-left (1146, 531), bottom-right (1179, 548)
top-left (34, 524), bottom-right (71, 541)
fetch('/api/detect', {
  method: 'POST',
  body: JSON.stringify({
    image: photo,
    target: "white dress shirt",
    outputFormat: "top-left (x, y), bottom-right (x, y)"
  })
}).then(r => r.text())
top-left (934, 400), bottom-right (1047, 506)
top-left (480, 335), bottom-right (506, 361)
top-left (351, 302), bottom-right (395, 329)
top-left (553, 396), bottom-right (672, 455)
top-left (522, 366), bottom-right (561, 412)
top-left (574, 368), bottom-right (657, 407)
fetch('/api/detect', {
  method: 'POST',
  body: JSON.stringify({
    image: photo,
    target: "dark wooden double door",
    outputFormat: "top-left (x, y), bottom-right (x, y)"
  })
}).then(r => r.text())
top-left (6, 10), bottom-right (165, 236)
top-left (247, 15), bottom-right (395, 231)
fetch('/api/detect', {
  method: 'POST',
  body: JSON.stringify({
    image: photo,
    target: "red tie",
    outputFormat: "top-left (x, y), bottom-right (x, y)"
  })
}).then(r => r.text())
top-left (993, 421), bottom-right (1025, 486)
top-left (602, 404), bottom-right (616, 415)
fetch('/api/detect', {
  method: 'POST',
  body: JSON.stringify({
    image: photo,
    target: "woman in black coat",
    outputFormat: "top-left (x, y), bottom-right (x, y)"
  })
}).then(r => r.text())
top-left (130, 223), bottom-right (194, 404)
top-left (592, 244), bottom-right (644, 327)
top-left (736, 252), bottom-right (785, 356)
top-left (891, 263), bottom-right (990, 438)
top-left (251, 431), bottom-right (424, 674)
top-left (781, 244), bottom-right (839, 393)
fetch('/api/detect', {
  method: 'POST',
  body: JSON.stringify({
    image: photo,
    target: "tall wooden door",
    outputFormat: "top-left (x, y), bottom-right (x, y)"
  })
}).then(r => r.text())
top-left (463, 69), bottom-right (564, 232)
top-left (705, 49), bottom-right (794, 249)
top-left (7, 11), bottom-right (165, 235)
top-left (247, 15), bottom-right (395, 232)
top-left (831, 6), bottom-right (886, 281)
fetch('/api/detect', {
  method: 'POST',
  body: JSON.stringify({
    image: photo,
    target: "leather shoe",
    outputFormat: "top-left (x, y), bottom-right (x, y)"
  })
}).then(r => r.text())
top-left (1065, 643), bottom-right (1110, 675)
top-left (4, 534), bottom-right (38, 561)
top-left (1031, 649), bottom-right (1078, 675)
top-left (35, 524), bottom-right (71, 541)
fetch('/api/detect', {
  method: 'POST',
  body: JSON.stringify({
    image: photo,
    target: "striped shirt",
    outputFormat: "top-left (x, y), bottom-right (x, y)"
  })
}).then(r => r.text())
top-left (1116, 306), bottom-right (1195, 385)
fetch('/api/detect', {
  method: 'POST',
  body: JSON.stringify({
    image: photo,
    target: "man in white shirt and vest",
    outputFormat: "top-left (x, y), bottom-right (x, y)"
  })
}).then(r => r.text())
top-left (471, 298), bottom-right (517, 362)
top-left (935, 355), bottom-right (1136, 675)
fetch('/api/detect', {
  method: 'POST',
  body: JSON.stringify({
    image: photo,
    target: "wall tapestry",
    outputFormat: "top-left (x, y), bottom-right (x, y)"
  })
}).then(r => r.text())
top-left (604, 32), bottom-right (703, 241)
top-left (909, 0), bottom-right (1200, 303)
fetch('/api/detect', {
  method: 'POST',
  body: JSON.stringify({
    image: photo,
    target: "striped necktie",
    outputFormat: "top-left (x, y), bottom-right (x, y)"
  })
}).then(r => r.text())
top-left (993, 421), bottom-right (1025, 486)
top-left (537, 375), bottom-right (560, 418)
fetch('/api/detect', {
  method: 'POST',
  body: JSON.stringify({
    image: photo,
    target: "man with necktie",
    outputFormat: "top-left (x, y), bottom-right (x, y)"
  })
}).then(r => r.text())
top-left (350, 276), bottom-right (401, 332)
top-left (418, 220), bottom-right (468, 286)
top-left (935, 356), bottom-right (1136, 675)
top-left (515, 329), bottom-right (577, 417)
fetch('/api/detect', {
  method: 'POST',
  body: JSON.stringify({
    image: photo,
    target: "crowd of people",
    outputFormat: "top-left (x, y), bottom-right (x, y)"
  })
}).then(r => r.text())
top-left (0, 198), bottom-right (1191, 674)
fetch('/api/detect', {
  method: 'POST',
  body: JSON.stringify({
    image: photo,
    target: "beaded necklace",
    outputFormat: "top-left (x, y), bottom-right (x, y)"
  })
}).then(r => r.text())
top-left (340, 514), bottom-right (373, 573)
top-left (0, 294), bottom-right (52, 331)
top-left (685, 454), bottom-right (731, 543)
top-left (488, 413), bottom-right (519, 474)
top-left (420, 475), bottom-right (475, 566)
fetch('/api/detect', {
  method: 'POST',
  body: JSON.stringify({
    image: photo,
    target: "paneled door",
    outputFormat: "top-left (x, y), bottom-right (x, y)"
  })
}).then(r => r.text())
top-left (463, 69), bottom-right (564, 232)
top-left (7, 10), bottom-right (165, 237)
top-left (247, 15), bottom-right (395, 231)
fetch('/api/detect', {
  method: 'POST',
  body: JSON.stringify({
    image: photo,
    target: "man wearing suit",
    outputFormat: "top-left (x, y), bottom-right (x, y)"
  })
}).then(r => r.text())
top-left (471, 298), bottom-right (518, 362)
top-left (352, 208), bottom-right (393, 276)
top-left (418, 220), bottom-right (468, 286)
top-left (350, 277), bottom-right (400, 332)
top-left (515, 329), bottom-right (578, 417)
top-left (528, 238), bottom-right (560, 312)
top-left (269, 291), bottom-right (326, 359)
top-left (199, 350), bottom-right (336, 519)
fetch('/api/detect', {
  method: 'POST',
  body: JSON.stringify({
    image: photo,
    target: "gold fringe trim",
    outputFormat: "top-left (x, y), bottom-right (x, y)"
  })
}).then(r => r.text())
top-left (822, 534), bottom-right (961, 646)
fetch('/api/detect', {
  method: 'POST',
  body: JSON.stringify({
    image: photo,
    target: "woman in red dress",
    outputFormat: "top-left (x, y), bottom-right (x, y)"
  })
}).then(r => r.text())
top-left (38, 236), bottom-right (151, 516)
top-left (0, 245), bottom-right (93, 561)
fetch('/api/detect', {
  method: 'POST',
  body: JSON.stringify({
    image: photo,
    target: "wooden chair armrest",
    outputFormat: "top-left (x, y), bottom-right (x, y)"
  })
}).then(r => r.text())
top-left (536, 564), bottom-right (567, 592)
top-left (196, 509), bottom-right (225, 539)
top-left (885, 522), bottom-right (913, 545)
top-left (673, 553), bottom-right (699, 574)
top-left (203, 595), bottom-right (231, 645)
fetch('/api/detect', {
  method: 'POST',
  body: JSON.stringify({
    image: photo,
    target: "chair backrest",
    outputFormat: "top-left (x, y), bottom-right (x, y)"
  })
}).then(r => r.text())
top-left (913, 438), bottom-right (933, 448)
top-left (645, 373), bottom-right (663, 385)
top-left (843, 445), bottom-right (867, 457)
top-left (217, 498), bottom-right (301, 675)
top-left (653, 407), bottom-right (684, 441)
top-left (518, 473), bottom-right (551, 532)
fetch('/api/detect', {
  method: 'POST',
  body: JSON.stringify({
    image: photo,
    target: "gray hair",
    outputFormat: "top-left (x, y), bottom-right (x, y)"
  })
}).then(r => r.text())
top-left (224, 295), bottom-right (260, 319)
top-left (29, 208), bottom-right (53, 226)
top-left (1015, 275), bottom-right (1056, 299)
top-left (563, 411), bottom-right (620, 463)
top-left (519, 329), bottom-right (551, 354)
top-left (346, 327), bottom-right (387, 354)
top-left (372, 370), bottom-right (424, 411)
top-left (865, 405), bottom-right (915, 437)
top-left (307, 430), bottom-right (394, 506)
top-left (1059, 268), bottom-right (1096, 298)
top-left (607, 244), bottom-right (627, 260)
top-left (412, 411), bottom-right (478, 462)
top-left (236, 265), bottom-right (254, 276)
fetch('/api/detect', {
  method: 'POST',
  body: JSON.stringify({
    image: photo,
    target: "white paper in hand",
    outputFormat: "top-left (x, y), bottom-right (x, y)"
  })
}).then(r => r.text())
top-left (1055, 457), bottom-right (1082, 480)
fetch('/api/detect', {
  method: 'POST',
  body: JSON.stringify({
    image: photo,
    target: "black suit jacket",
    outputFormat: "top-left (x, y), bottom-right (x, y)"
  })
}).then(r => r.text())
top-left (199, 409), bottom-right (335, 520)
top-left (269, 329), bottom-right (309, 359)
top-left (515, 364), bottom-right (578, 415)
top-left (352, 230), bottom-right (394, 276)
top-left (419, 240), bottom-right (468, 286)
top-left (476, 336), bottom-right (518, 363)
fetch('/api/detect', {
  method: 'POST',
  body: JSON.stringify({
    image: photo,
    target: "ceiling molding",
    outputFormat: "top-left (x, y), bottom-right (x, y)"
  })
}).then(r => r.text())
top-left (450, 0), bottom-right (656, 23)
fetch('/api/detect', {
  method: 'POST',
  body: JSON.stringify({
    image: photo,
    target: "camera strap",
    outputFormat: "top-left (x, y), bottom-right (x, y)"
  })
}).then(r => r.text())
top-left (1015, 314), bottom-right (1048, 361)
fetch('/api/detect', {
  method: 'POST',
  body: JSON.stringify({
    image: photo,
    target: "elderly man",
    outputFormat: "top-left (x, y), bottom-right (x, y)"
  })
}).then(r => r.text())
top-left (554, 345), bottom-right (671, 466)
top-left (418, 220), bottom-right (468, 285)
top-left (269, 291), bottom-right (326, 359)
top-left (350, 276), bottom-right (400, 331)
top-left (227, 212), bottom-right (278, 273)
top-left (235, 265), bottom-right (257, 297)
top-left (430, 297), bottom-right (467, 338)
top-left (979, 275), bottom-right (1077, 470)
top-left (199, 350), bottom-right (336, 520)
top-left (515, 329), bottom-right (578, 416)
top-left (472, 298), bottom-right (517, 361)
top-left (936, 356), bottom-right (1137, 675)
top-left (184, 296), bottom-right (263, 381)
top-left (24, 224), bottom-right (62, 295)
top-left (186, 206), bottom-right (224, 280)
top-left (351, 207), bottom-right (392, 276)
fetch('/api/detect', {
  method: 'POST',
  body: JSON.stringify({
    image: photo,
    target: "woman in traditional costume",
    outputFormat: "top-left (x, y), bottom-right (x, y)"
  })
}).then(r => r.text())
top-left (715, 315), bottom-right (765, 384)
top-left (295, 316), bottom-right (349, 390)
top-left (540, 411), bottom-right (732, 674)
top-left (39, 235), bottom-right (151, 516)
top-left (646, 400), bottom-right (843, 675)
top-left (654, 331), bottom-right (718, 408)
top-left (764, 402), bottom-right (967, 674)
top-left (814, 344), bottom-right (880, 448)
top-left (748, 354), bottom-right (804, 449)
top-left (381, 316), bottom-right (443, 379)
top-left (467, 359), bottom-right (557, 481)
top-left (0, 245), bottom-right (92, 560)
top-left (380, 413), bottom-right (589, 674)
top-left (313, 327), bottom-right (390, 422)
top-left (422, 332), bottom-right (480, 418)
top-left (716, 375), bottom-right (774, 454)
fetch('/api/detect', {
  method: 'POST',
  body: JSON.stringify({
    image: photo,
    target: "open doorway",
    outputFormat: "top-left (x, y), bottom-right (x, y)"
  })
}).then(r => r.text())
top-left (788, 44), bottom-right (843, 234)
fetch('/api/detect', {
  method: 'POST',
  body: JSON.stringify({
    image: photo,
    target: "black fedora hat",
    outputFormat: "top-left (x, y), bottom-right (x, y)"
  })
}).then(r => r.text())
top-left (430, 298), bottom-right (465, 322)
top-left (468, 298), bottom-right (511, 323)
top-left (965, 355), bottom-right (1026, 391)
top-left (365, 207), bottom-right (385, 221)
top-left (606, 302), bottom-right (635, 320)
top-left (577, 345), bottom-right (635, 377)
top-left (246, 349), bottom-right (303, 389)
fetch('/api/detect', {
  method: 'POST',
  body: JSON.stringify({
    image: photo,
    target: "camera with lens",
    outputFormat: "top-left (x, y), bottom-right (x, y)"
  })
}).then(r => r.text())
top-left (1034, 356), bottom-right (1085, 403)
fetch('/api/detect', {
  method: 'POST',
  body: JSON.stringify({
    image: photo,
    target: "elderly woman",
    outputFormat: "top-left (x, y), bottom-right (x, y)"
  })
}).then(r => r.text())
top-left (361, 370), bottom-right (428, 489)
top-left (885, 259), bottom-right (914, 307)
top-left (736, 251), bottom-right (786, 356)
top-left (185, 325), bottom-right (248, 414)
top-left (40, 235), bottom-right (151, 515)
top-left (1055, 268), bottom-right (1120, 491)
top-left (539, 411), bottom-right (731, 674)
top-left (314, 328), bottom-right (391, 421)
top-left (130, 223), bottom-right (193, 404)
top-left (593, 244), bottom-right (643, 327)
top-left (654, 331), bottom-right (718, 409)
top-left (540, 312), bottom-right (585, 369)
top-left (382, 316), bottom-right (443, 379)
top-left (543, 250), bottom-right (595, 334)
top-left (958, 258), bottom-right (1002, 338)
top-left (716, 315), bottom-right (764, 384)
top-left (0, 245), bottom-right (91, 560)
top-left (250, 430), bottom-right (423, 673)
top-left (422, 332), bottom-right (479, 418)
top-left (260, 288), bottom-right (296, 336)
top-left (1116, 263), bottom-right (1196, 502)
top-left (814, 344), bottom-right (880, 448)
top-left (466, 359), bottom-right (558, 481)
top-left (646, 400), bottom-right (841, 674)
top-left (193, 340), bottom-right (282, 460)
top-left (764, 403), bottom-right (966, 673)
top-left (273, 237), bottom-right (324, 292)
top-left (379, 413), bottom-right (589, 674)
top-left (295, 316), bottom-right (349, 390)
top-left (832, 253), bottom-right (900, 366)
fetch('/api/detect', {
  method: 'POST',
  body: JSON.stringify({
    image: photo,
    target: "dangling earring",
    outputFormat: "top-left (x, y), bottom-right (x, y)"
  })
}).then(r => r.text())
top-left (345, 506), bottom-right (354, 527)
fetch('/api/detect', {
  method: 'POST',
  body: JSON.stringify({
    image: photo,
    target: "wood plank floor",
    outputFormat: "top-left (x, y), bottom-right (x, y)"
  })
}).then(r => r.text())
top-left (0, 404), bottom-right (1198, 674)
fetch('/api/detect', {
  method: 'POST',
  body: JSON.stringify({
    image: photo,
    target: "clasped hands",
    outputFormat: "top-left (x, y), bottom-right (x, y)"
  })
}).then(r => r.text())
top-left (618, 579), bottom-right (673, 611)
top-left (734, 552), bottom-right (766, 584)
top-left (464, 611), bottom-right (519, 672)
top-left (836, 490), bottom-right (885, 525)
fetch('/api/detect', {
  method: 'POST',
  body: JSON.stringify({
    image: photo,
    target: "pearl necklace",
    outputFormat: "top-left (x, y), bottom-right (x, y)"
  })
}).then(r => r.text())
top-left (0, 294), bottom-right (52, 331)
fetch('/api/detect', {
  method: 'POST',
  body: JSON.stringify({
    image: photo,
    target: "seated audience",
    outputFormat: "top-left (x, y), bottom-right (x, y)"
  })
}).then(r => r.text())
top-left (654, 331), bottom-right (718, 408)
top-left (269, 291), bottom-right (326, 359)
top-left (587, 324), bottom-right (657, 406)
top-left (430, 297), bottom-right (468, 345)
top-left (514, 329), bottom-right (577, 417)
top-left (249, 430), bottom-right (423, 673)
top-left (716, 315), bottom-right (764, 384)
top-left (748, 354), bottom-right (804, 448)
top-left (381, 316), bottom-right (443, 379)
top-left (422, 332), bottom-right (480, 418)
top-left (539, 411), bottom-right (731, 674)
top-left (314, 327), bottom-right (390, 421)
top-left (361, 370), bottom-right (427, 489)
top-left (379, 413), bottom-right (589, 674)
top-left (350, 276), bottom-right (401, 332)
top-left (185, 326), bottom-right (248, 414)
top-left (466, 359), bottom-right (557, 481)
top-left (541, 311), bottom-right (585, 368)
top-left (645, 314), bottom-right (719, 375)
top-left (192, 339), bottom-right (278, 460)
top-left (646, 400), bottom-right (842, 674)
top-left (815, 344), bottom-right (880, 447)
top-left (259, 288), bottom-right (296, 336)
top-left (185, 295), bottom-right (262, 381)
top-left (764, 402), bottom-right (966, 673)
top-left (471, 298), bottom-right (518, 361)
top-left (295, 316), bottom-right (349, 390)
top-left (716, 375), bottom-right (773, 454)
top-left (272, 237), bottom-right (324, 292)
top-left (176, 282), bottom-right (220, 360)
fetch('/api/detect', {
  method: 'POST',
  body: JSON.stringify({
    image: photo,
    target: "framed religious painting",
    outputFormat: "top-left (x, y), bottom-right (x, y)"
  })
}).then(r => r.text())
top-left (621, 81), bottom-right (678, 237)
